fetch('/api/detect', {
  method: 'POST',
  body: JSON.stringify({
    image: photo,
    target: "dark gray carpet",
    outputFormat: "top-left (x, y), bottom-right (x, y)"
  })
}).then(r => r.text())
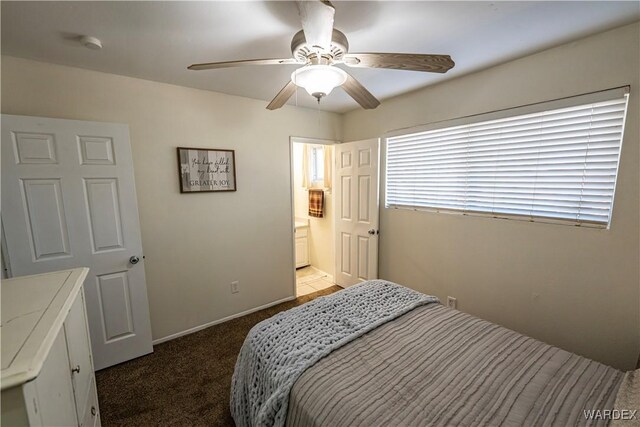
top-left (96, 286), bottom-right (341, 426)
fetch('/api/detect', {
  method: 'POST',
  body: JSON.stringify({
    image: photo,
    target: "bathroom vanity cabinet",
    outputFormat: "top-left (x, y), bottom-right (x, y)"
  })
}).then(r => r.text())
top-left (295, 225), bottom-right (310, 268)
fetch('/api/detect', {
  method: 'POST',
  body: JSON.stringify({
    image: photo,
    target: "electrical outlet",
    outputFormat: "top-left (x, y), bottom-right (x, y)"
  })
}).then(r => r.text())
top-left (447, 296), bottom-right (457, 309)
top-left (231, 281), bottom-right (239, 294)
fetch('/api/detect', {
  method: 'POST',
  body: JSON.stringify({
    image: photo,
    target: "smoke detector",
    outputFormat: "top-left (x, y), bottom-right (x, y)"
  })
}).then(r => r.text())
top-left (79, 35), bottom-right (102, 50)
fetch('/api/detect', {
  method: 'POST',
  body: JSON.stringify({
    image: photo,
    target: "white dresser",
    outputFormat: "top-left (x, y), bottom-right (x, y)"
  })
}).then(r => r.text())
top-left (1, 268), bottom-right (101, 427)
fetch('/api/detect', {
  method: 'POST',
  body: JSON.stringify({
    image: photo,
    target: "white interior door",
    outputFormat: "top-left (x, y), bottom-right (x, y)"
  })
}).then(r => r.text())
top-left (1, 114), bottom-right (153, 370)
top-left (334, 139), bottom-right (380, 287)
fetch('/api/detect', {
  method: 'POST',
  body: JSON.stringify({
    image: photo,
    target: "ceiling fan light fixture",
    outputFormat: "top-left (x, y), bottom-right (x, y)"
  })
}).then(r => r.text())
top-left (291, 65), bottom-right (347, 101)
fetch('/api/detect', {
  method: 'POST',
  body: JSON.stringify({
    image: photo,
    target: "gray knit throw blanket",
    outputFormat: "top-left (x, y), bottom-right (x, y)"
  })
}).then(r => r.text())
top-left (230, 280), bottom-right (439, 427)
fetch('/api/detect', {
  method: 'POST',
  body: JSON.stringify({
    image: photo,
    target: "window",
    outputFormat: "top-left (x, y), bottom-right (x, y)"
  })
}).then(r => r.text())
top-left (386, 88), bottom-right (629, 228)
top-left (310, 146), bottom-right (324, 184)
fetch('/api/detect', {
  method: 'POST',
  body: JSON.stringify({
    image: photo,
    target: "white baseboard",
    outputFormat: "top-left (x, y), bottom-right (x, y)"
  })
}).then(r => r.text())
top-left (152, 295), bottom-right (296, 345)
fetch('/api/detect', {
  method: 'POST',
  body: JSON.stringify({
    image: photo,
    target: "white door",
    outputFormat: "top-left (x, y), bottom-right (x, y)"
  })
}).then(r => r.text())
top-left (1, 114), bottom-right (153, 370)
top-left (334, 139), bottom-right (380, 287)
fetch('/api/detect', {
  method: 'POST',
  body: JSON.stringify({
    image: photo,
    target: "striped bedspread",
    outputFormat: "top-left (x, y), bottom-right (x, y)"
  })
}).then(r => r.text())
top-left (286, 303), bottom-right (624, 427)
top-left (231, 281), bottom-right (438, 427)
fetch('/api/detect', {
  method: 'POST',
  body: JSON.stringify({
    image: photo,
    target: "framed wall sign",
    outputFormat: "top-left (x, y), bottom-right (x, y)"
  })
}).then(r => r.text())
top-left (177, 147), bottom-right (237, 193)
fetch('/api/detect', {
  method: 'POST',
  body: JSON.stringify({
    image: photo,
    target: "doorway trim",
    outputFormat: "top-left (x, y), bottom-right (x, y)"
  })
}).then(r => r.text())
top-left (289, 136), bottom-right (339, 297)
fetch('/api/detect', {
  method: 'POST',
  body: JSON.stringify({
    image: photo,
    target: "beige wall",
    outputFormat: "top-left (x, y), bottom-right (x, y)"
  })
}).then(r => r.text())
top-left (2, 22), bottom-right (638, 370)
top-left (342, 22), bottom-right (640, 370)
top-left (292, 141), bottom-right (335, 277)
top-left (0, 56), bottom-right (342, 342)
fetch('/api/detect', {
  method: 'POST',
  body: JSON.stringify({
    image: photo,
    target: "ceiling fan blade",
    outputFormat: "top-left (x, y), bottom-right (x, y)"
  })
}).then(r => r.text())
top-left (343, 53), bottom-right (455, 73)
top-left (342, 73), bottom-right (380, 110)
top-left (296, 0), bottom-right (335, 52)
top-left (266, 81), bottom-right (298, 110)
top-left (188, 58), bottom-right (299, 71)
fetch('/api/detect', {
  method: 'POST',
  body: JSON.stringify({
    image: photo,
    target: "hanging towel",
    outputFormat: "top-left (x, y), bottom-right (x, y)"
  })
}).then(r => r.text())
top-left (308, 189), bottom-right (324, 218)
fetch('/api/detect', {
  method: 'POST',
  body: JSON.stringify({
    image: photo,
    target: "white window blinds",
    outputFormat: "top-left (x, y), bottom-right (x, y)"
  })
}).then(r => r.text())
top-left (386, 88), bottom-right (629, 227)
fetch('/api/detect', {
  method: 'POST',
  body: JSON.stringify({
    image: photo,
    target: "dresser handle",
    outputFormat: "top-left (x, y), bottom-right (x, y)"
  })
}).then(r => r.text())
top-left (91, 406), bottom-right (96, 416)
top-left (71, 365), bottom-right (80, 374)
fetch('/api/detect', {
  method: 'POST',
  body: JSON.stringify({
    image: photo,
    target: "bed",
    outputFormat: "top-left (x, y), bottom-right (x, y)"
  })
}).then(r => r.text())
top-left (231, 280), bottom-right (634, 427)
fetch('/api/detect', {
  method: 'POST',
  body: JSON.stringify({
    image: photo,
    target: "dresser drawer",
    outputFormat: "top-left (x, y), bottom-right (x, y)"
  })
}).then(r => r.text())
top-left (80, 378), bottom-right (100, 427)
top-left (64, 290), bottom-right (94, 423)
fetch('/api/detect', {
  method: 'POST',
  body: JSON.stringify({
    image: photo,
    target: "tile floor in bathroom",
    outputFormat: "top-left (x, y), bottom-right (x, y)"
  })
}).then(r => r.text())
top-left (296, 266), bottom-right (336, 296)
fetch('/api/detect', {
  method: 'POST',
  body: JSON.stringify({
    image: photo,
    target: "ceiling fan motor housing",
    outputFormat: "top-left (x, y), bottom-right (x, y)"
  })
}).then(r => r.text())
top-left (291, 29), bottom-right (349, 63)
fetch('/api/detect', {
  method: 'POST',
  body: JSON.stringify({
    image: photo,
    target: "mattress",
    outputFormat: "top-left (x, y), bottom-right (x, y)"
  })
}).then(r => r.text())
top-left (286, 303), bottom-right (624, 427)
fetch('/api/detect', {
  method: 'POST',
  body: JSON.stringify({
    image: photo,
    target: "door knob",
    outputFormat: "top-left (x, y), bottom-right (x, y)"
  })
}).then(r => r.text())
top-left (71, 365), bottom-right (80, 374)
top-left (368, 229), bottom-right (376, 235)
top-left (129, 256), bottom-right (140, 264)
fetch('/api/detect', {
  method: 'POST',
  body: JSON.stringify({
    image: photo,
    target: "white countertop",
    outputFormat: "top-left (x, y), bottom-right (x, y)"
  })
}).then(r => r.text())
top-left (1, 268), bottom-right (89, 390)
top-left (295, 219), bottom-right (309, 229)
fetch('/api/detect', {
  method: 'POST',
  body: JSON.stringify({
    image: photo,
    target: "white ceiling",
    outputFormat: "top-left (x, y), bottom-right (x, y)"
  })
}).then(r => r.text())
top-left (2, 1), bottom-right (638, 113)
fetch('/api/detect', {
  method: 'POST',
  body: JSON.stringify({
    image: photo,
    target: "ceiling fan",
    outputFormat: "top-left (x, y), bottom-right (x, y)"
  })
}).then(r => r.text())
top-left (187, 0), bottom-right (455, 110)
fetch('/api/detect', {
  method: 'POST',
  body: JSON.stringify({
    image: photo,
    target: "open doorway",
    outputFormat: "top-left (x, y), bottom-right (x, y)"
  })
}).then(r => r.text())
top-left (291, 137), bottom-right (337, 296)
